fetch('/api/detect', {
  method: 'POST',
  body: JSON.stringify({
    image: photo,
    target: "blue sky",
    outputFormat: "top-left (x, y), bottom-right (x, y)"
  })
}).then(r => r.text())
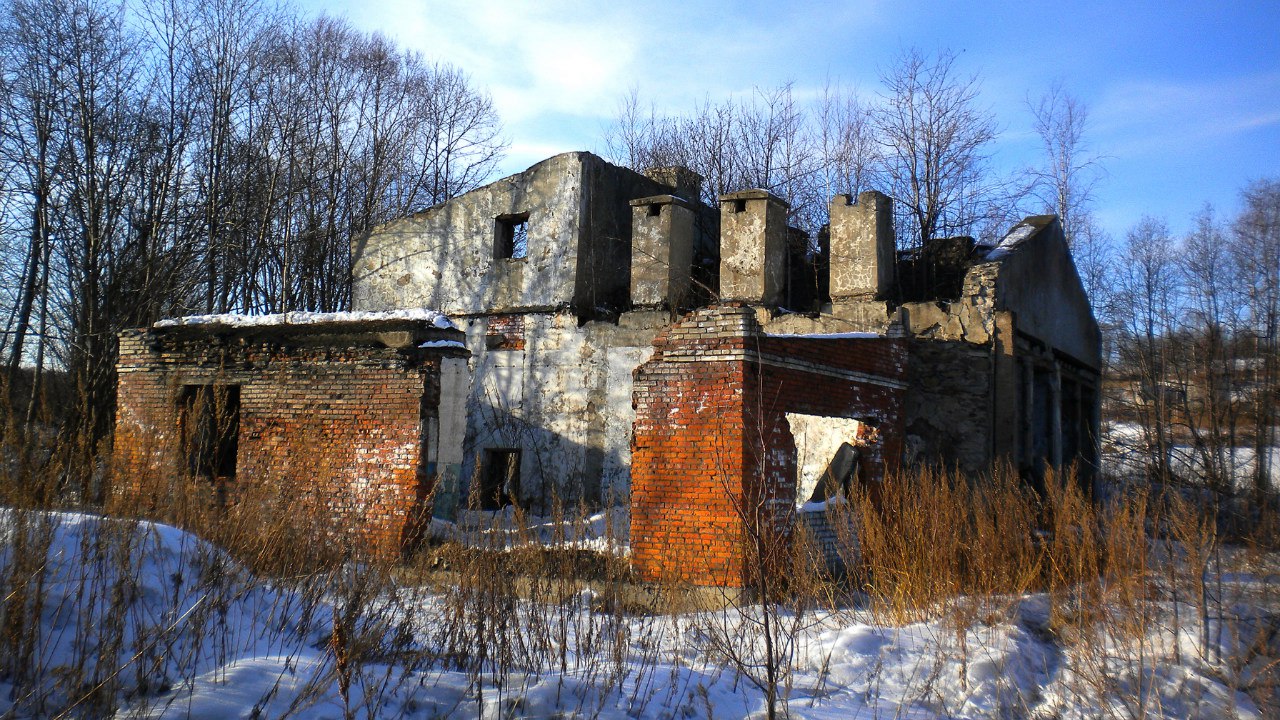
top-left (300, 0), bottom-right (1279, 240)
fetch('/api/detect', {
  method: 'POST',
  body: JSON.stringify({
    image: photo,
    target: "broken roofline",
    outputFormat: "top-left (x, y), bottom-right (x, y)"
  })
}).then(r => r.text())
top-left (145, 309), bottom-right (467, 352)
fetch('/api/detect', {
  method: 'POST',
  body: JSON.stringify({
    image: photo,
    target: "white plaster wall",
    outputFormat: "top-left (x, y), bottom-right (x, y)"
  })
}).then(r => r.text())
top-left (455, 312), bottom-right (661, 512)
top-left (351, 153), bottom-right (588, 315)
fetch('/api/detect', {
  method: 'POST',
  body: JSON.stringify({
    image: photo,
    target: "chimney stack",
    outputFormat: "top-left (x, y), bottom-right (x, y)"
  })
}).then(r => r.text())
top-left (630, 195), bottom-right (695, 309)
top-left (828, 191), bottom-right (895, 301)
top-left (718, 190), bottom-right (788, 305)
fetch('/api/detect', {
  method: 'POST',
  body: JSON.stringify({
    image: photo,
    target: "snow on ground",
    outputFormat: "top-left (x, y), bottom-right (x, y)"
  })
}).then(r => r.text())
top-left (1, 507), bottom-right (1276, 718)
top-left (429, 505), bottom-right (630, 552)
top-left (1102, 421), bottom-right (1280, 493)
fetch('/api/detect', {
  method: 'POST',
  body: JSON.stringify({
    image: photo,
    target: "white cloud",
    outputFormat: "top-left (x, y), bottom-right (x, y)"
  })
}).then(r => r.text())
top-left (1091, 72), bottom-right (1280, 158)
top-left (303, 0), bottom-right (888, 171)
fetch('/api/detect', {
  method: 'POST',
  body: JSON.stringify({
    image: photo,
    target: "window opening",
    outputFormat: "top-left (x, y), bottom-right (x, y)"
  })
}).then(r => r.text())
top-left (495, 213), bottom-right (530, 260)
top-left (477, 448), bottom-right (521, 510)
top-left (179, 384), bottom-right (240, 483)
top-left (647, 203), bottom-right (662, 217)
top-left (732, 199), bottom-right (747, 213)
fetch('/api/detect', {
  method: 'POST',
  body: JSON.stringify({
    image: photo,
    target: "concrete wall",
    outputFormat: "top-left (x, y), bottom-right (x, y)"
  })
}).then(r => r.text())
top-left (986, 217), bottom-right (1102, 371)
top-left (353, 152), bottom-right (673, 320)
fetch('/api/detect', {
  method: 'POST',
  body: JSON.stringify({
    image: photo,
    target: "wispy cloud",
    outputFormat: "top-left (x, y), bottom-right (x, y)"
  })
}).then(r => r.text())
top-left (315, 0), bottom-right (888, 170)
top-left (1091, 71), bottom-right (1280, 158)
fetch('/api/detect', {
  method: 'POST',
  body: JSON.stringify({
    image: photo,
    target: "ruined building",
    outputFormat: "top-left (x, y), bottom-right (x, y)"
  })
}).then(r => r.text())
top-left (114, 151), bottom-right (1101, 581)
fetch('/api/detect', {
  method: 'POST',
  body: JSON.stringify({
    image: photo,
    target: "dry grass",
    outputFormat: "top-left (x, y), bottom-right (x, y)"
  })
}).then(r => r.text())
top-left (1, 388), bottom-right (1278, 718)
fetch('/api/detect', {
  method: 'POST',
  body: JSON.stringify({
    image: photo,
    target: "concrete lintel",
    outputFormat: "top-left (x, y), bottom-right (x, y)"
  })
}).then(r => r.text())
top-left (629, 194), bottom-right (693, 209)
top-left (718, 189), bottom-right (789, 208)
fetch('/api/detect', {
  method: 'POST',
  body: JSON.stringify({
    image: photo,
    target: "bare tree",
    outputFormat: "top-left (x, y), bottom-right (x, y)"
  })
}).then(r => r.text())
top-left (1112, 216), bottom-right (1181, 484)
top-left (813, 79), bottom-right (878, 206)
top-left (871, 48), bottom-right (999, 246)
top-left (1232, 179), bottom-right (1280, 498)
top-left (1176, 205), bottom-right (1243, 494)
top-left (1028, 82), bottom-right (1104, 246)
top-left (0, 0), bottom-right (68, 419)
top-left (0, 0), bottom-right (507, 486)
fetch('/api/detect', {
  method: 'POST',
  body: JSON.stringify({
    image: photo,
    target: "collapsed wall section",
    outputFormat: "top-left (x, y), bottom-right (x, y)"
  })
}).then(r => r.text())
top-left (630, 305), bottom-right (907, 586)
top-left (113, 317), bottom-right (469, 555)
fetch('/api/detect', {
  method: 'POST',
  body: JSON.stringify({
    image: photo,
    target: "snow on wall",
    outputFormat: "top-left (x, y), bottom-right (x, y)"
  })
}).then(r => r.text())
top-left (154, 308), bottom-right (455, 330)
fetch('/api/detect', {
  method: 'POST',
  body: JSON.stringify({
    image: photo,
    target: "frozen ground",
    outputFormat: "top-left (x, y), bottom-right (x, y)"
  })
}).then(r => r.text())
top-left (1, 508), bottom-right (1276, 719)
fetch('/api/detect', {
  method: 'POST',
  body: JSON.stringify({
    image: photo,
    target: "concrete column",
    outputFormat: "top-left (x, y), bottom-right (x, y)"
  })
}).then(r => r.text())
top-left (828, 191), bottom-right (895, 301)
top-left (718, 189), bottom-right (789, 305)
top-left (630, 195), bottom-right (695, 309)
top-left (1050, 361), bottom-right (1063, 471)
top-left (1021, 357), bottom-right (1035, 466)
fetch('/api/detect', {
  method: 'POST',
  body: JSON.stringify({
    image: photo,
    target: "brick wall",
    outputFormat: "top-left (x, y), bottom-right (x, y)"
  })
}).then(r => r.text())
top-left (630, 305), bottom-right (906, 586)
top-left (113, 322), bottom-right (466, 556)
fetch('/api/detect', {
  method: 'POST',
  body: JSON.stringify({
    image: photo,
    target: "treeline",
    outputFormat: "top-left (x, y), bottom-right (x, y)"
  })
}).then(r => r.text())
top-left (606, 53), bottom-right (1277, 500)
top-left (604, 50), bottom-right (1106, 257)
top-left (1101, 181), bottom-right (1280, 498)
top-left (0, 0), bottom-right (504, 456)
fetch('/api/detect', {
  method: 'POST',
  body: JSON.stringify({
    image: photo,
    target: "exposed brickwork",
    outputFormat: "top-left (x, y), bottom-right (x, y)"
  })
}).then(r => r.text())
top-left (631, 305), bottom-right (906, 586)
top-left (485, 314), bottom-right (526, 350)
top-left (113, 321), bottom-right (467, 556)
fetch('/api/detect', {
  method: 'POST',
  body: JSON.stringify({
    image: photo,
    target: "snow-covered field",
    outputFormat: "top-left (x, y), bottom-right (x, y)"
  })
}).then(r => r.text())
top-left (1, 508), bottom-right (1276, 719)
top-left (1103, 421), bottom-right (1280, 493)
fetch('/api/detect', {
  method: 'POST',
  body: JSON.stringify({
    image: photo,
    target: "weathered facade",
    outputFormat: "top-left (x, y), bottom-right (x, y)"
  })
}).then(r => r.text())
top-left (352, 154), bottom-right (1099, 512)
top-left (113, 150), bottom-right (1101, 577)
top-left (113, 312), bottom-right (468, 554)
top-left (351, 152), bottom-right (719, 515)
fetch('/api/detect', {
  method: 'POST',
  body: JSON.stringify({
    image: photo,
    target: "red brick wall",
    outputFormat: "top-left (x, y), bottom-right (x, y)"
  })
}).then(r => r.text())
top-left (113, 329), bottom-right (447, 555)
top-left (630, 305), bottom-right (906, 586)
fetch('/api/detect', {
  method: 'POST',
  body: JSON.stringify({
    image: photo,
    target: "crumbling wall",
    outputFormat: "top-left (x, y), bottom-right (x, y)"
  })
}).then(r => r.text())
top-left (353, 152), bottom-right (673, 321)
top-left (630, 305), bottom-right (906, 586)
top-left (456, 310), bottom-right (663, 511)
top-left (113, 325), bottom-right (465, 555)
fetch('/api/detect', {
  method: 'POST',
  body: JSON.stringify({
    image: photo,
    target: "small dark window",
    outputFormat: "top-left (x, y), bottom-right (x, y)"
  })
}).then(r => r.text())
top-left (179, 384), bottom-right (240, 481)
top-left (733, 199), bottom-right (747, 213)
top-left (647, 203), bottom-right (662, 217)
top-left (495, 213), bottom-right (530, 260)
top-left (476, 448), bottom-right (521, 510)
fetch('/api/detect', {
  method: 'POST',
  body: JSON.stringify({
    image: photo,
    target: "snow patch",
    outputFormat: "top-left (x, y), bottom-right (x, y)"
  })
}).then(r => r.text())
top-left (418, 339), bottom-right (468, 350)
top-left (767, 331), bottom-right (882, 339)
top-left (984, 222), bottom-right (1038, 260)
top-left (155, 308), bottom-right (456, 330)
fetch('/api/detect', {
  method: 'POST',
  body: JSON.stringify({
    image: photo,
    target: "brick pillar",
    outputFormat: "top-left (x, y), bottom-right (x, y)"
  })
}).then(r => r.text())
top-left (630, 305), bottom-right (761, 586)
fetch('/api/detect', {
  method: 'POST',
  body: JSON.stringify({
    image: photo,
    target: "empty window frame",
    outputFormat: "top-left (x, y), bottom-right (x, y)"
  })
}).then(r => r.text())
top-left (477, 448), bottom-right (521, 510)
top-left (494, 213), bottom-right (530, 260)
top-left (179, 384), bottom-right (240, 481)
